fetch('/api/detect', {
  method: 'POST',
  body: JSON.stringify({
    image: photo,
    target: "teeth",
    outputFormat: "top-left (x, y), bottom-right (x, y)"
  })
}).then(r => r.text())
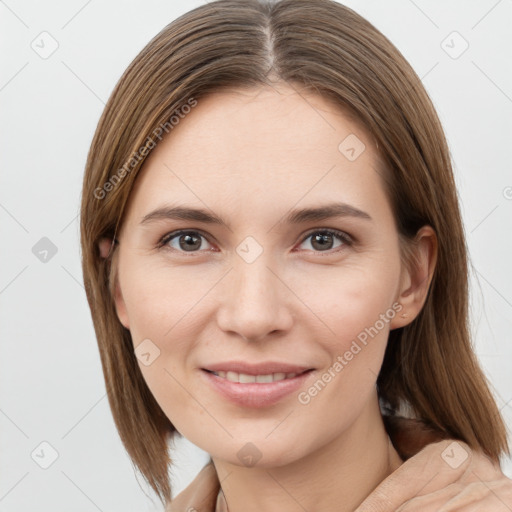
top-left (256, 374), bottom-right (273, 383)
top-left (212, 371), bottom-right (299, 383)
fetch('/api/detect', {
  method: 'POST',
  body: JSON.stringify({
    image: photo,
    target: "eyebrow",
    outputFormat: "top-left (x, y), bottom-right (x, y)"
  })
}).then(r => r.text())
top-left (140, 202), bottom-right (372, 229)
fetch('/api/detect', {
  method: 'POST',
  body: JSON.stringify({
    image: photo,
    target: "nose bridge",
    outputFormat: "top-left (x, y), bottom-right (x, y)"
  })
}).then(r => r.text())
top-left (216, 250), bottom-right (292, 341)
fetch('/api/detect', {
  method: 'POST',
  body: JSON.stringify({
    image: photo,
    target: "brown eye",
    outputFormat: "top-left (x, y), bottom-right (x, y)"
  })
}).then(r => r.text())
top-left (160, 230), bottom-right (213, 253)
top-left (298, 230), bottom-right (352, 253)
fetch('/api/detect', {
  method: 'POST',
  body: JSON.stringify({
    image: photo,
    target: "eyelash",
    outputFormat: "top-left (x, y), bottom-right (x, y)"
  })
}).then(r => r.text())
top-left (156, 228), bottom-right (353, 256)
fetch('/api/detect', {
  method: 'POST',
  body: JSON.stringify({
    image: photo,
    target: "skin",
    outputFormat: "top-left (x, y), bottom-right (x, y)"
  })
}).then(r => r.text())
top-left (110, 83), bottom-right (439, 512)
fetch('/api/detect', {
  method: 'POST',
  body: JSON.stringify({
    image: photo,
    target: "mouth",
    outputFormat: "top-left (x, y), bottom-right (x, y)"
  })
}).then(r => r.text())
top-left (202, 368), bottom-right (312, 383)
top-left (200, 366), bottom-right (315, 408)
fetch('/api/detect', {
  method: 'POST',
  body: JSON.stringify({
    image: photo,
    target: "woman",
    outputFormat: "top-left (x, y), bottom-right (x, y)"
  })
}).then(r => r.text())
top-left (80, 0), bottom-right (512, 510)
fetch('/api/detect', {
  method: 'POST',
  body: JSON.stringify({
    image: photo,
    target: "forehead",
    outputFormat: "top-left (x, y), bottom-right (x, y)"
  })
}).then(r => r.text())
top-left (123, 84), bottom-right (390, 227)
top-left (156, 83), bottom-right (370, 163)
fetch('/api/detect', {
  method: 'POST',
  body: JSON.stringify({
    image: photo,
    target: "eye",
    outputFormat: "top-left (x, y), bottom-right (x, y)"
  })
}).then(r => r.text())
top-left (158, 230), bottom-right (214, 254)
top-left (296, 229), bottom-right (352, 253)
top-left (157, 228), bottom-right (353, 256)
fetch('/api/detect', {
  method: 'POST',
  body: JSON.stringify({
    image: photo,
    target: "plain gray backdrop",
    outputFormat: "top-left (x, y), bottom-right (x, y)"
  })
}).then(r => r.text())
top-left (1, 0), bottom-right (511, 510)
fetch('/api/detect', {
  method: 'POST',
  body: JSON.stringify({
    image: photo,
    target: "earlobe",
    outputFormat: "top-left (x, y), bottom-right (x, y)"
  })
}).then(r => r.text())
top-left (98, 237), bottom-right (114, 259)
top-left (390, 226), bottom-right (438, 329)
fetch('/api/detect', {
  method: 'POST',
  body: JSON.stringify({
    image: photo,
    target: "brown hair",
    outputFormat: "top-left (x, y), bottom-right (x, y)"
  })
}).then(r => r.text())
top-left (80, 0), bottom-right (509, 504)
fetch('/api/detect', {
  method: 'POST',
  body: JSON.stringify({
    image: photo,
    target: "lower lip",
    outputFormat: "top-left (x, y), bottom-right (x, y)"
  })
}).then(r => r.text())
top-left (201, 369), bottom-right (314, 408)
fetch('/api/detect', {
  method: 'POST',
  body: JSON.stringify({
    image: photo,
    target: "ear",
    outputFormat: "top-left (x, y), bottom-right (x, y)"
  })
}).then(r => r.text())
top-left (98, 237), bottom-right (114, 258)
top-left (113, 275), bottom-right (130, 330)
top-left (98, 237), bottom-right (130, 330)
top-left (390, 226), bottom-right (438, 329)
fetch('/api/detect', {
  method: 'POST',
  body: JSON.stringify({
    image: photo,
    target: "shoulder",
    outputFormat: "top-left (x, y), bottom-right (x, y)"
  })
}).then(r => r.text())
top-left (166, 461), bottom-right (220, 512)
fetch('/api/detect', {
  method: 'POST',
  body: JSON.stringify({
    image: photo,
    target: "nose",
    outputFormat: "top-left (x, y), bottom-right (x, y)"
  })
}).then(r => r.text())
top-left (216, 255), bottom-right (294, 342)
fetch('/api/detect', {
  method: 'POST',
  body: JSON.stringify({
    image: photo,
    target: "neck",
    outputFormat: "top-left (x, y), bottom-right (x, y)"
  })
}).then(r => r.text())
top-left (212, 394), bottom-right (403, 512)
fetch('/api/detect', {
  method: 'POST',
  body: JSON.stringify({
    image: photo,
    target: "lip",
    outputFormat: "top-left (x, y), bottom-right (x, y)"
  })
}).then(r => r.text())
top-left (200, 364), bottom-right (315, 408)
top-left (202, 361), bottom-right (312, 375)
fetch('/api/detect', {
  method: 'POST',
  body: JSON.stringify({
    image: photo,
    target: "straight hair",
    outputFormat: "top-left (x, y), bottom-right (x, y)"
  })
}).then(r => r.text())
top-left (80, 0), bottom-right (510, 504)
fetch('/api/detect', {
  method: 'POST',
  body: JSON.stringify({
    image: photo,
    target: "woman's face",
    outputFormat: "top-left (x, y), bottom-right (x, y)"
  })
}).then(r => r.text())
top-left (113, 83), bottom-right (410, 467)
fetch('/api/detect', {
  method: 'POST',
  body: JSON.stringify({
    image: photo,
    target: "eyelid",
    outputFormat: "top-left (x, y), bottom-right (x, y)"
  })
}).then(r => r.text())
top-left (157, 228), bottom-right (216, 252)
top-left (299, 227), bottom-right (353, 246)
top-left (157, 227), bottom-right (354, 255)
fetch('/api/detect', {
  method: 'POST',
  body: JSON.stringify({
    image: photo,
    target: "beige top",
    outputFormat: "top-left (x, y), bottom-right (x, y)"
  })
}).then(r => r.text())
top-left (165, 414), bottom-right (449, 512)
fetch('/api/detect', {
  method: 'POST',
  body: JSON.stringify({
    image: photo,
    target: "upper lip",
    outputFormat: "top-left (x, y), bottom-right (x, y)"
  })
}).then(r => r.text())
top-left (202, 361), bottom-right (313, 375)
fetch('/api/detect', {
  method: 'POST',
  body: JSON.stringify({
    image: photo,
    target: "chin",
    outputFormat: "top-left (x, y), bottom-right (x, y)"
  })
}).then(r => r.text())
top-left (201, 434), bottom-right (310, 470)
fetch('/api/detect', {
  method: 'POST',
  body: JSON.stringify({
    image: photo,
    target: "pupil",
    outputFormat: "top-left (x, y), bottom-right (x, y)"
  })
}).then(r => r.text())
top-left (312, 233), bottom-right (332, 251)
top-left (180, 234), bottom-right (201, 251)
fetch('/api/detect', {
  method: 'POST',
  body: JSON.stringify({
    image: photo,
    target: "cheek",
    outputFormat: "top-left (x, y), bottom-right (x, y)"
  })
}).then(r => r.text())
top-left (120, 261), bottom-right (212, 342)
top-left (291, 253), bottom-right (401, 407)
top-left (297, 255), bottom-right (401, 348)
top-left (292, 269), bottom-right (400, 436)
top-left (120, 270), bottom-right (200, 431)
top-left (118, 263), bottom-right (215, 418)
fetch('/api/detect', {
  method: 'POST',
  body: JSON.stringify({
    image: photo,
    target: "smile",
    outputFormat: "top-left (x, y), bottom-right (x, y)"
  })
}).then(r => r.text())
top-left (201, 368), bottom-right (315, 408)
top-left (205, 370), bottom-right (302, 383)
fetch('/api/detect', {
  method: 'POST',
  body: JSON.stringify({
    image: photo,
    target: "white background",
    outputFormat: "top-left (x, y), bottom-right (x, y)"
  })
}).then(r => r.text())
top-left (1, 0), bottom-right (511, 510)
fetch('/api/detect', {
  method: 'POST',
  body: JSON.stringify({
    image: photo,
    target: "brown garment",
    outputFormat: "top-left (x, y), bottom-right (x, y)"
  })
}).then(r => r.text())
top-left (166, 414), bottom-right (450, 512)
